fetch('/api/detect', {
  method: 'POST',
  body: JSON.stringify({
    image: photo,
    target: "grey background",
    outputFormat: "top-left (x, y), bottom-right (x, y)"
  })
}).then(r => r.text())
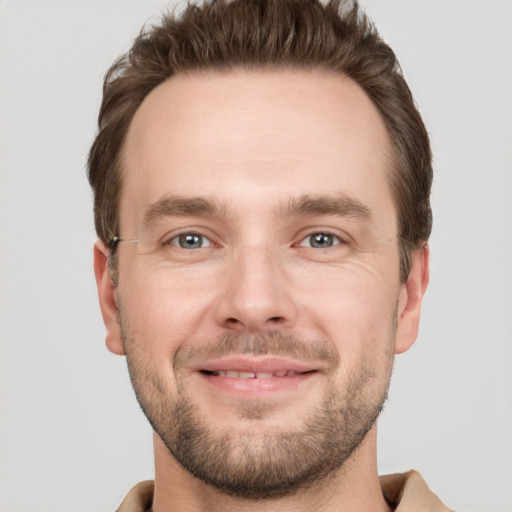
top-left (0, 1), bottom-right (511, 510)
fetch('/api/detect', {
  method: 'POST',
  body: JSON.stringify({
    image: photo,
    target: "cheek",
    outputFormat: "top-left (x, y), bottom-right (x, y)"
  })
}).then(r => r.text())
top-left (297, 264), bottom-right (399, 353)
top-left (118, 264), bottom-right (220, 347)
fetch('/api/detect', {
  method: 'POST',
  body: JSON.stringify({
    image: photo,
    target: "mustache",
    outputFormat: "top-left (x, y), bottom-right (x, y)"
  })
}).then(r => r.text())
top-left (172, 330), bottom-right (340, 371)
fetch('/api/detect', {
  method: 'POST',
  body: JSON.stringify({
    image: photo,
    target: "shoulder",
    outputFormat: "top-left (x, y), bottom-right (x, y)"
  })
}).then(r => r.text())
top-left (116, 480), bottom-right (154, 512)
top-left (380, 470), bottom-right (455, 511)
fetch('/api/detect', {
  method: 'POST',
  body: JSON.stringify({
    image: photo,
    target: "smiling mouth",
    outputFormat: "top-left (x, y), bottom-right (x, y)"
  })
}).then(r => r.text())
top-left (200, 369), bottom-right (315, 379)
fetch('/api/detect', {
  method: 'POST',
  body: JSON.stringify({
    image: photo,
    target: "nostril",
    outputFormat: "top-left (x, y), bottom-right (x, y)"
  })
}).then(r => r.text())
top-left (226, 318), bottom-right (242, 327)
top-left (224, 316), bottom-right (285, 330)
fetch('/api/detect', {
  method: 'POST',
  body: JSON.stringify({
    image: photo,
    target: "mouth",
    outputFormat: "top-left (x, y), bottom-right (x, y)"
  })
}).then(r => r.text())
top-left (194, 357), bottom-right (319, 395)
top-left (200, 369), bottom-right (312, 378)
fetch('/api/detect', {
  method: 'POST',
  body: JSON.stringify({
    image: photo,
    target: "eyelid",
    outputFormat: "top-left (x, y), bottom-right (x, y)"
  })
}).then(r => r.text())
top-left (297, 233), bottom-right (340, 248)
top-left (294, 228), bottom-right (351, 248)
top-left (159, 228), bottom-right (220, 248)
top-left (169, 233), bottom-right (212, 248)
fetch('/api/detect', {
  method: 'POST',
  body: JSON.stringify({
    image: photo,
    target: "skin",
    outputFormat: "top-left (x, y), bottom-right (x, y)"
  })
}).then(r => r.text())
top-left (94, 70), bottom-right (429, 512)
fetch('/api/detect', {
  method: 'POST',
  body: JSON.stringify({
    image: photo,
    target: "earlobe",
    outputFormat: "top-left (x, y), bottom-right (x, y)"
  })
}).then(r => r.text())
top-left (395, 245), bottom-right (430, 355)
top-left (93, 241), bottom-right (125, 356)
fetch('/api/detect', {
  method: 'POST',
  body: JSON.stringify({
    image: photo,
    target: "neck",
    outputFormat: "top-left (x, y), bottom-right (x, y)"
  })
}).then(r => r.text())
top-left (151, 427), bottom-right (391, 512)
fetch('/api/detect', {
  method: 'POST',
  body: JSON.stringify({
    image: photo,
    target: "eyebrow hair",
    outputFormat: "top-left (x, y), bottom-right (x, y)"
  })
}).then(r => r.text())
top-left (279, 193), bottom-right (372, 221)
top-left (141, 191), bottom-right (371, 228)
top-left (142, 195), bottom-right (226, 227)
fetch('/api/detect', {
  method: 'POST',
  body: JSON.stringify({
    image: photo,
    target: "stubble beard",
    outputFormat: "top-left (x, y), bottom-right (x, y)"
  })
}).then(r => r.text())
top-left (121, 327), bottom-right (394, 500)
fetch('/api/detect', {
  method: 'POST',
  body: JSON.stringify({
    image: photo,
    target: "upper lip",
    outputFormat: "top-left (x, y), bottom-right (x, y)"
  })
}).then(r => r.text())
top-left (194, 356), bottom-right (319, 375)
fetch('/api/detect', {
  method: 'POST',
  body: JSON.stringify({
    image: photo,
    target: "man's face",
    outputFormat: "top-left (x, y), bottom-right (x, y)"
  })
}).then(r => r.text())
top-left (95, 71), bottom-right (426, 497)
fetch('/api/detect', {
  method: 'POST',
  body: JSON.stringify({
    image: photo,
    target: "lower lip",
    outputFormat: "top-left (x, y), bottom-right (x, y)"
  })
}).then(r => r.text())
top-left (198, 371), bottom-right (316, 395)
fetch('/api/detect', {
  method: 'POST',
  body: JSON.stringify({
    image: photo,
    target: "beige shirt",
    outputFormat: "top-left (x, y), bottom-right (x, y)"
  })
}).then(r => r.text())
top-left (116, 470), bottom-right (454, 511)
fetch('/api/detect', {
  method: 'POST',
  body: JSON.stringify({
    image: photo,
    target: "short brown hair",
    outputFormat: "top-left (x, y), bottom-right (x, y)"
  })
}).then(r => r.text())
top-left (87, 0), bottom-right (432, 282)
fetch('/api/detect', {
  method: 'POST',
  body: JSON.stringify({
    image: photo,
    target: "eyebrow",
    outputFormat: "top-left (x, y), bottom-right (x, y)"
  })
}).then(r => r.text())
top-left (279, 193), bottom-right (372, 222)
top-left (143, 195), bottom-right (226, 227)
top-left (141, 192), bottom-right (371, 228)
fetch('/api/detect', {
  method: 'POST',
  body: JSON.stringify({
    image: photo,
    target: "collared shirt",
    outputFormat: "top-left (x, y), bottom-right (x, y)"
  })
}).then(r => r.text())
top-left (116, 470), bottom-right (454, 512)
top-left (380, 471), bottom-right (454, 511)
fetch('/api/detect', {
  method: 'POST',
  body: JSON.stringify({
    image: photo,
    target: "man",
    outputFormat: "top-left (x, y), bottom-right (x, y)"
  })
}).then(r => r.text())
top-left (88, 0), bottom-right (451, 510)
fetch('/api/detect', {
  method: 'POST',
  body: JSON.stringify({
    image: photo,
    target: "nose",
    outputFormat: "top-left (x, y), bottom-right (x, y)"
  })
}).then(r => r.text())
top-left (214, 245), bottom-right (298, 332)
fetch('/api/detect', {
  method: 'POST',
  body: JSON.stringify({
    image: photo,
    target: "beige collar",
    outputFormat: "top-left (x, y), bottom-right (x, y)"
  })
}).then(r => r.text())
top-left (117, 470), bottom-right (453, 512)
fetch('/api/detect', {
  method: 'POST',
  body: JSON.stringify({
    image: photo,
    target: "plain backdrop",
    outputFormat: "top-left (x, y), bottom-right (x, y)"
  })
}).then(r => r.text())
top-left (1, 1), bottom-right (511, 511)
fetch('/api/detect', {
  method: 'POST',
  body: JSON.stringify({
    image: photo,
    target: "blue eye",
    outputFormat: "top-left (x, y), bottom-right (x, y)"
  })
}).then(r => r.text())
top-left (170, 233), bottom-right (212, 249)
top-left (299, 233), bottom-right (341, 248)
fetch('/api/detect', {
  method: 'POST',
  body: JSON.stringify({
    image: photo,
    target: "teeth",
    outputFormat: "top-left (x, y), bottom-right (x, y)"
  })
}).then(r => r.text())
top-left (210, 370), bottom-right (301, 378)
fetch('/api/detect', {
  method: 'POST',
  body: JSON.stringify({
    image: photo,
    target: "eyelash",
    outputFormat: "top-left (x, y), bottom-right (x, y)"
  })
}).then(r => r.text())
top-left (296, 232), bottom-right (343, 249)
top-left (166, 232), bottom-right (214, 249)
top-left (163, 231), bottom-right (346, 250)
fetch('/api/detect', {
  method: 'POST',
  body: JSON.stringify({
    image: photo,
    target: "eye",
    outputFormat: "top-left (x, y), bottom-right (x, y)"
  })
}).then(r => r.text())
top-left (169, 233), bottom-right (212, 249)
top-left (297, 232), bottom-right (341, 248)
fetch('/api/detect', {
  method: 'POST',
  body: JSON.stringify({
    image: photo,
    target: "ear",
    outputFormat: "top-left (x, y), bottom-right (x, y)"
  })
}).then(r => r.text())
top-left (395, 245), bottom-right (430, 354)
top-left (93, 240), bottom-right (125, 356)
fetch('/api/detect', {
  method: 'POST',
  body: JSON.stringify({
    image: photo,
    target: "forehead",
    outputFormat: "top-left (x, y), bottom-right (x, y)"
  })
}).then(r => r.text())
top-left (120, 70), bottom-right (394, 228)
